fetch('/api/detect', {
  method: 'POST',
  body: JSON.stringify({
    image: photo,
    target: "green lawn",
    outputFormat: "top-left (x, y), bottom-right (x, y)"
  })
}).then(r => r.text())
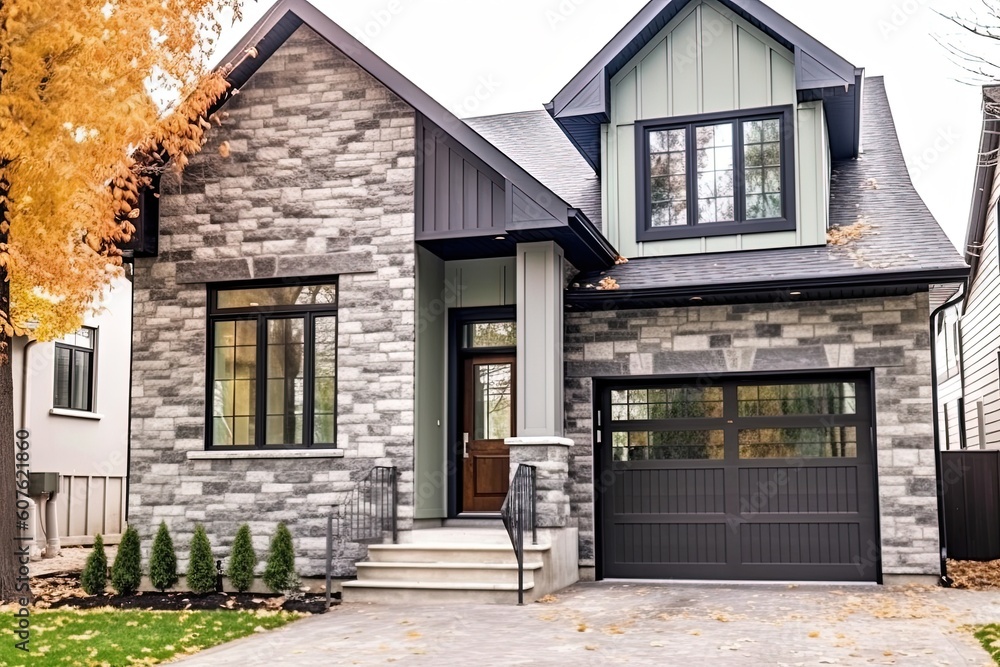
top-left (0, 608), bottom-right (300, 666)
top-left (976, 625), bottom-right (1000, 664)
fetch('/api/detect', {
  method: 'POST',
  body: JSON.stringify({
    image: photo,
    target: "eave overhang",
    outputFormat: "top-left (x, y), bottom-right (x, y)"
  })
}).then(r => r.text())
top-left (963, 86), bottom-right (1000, 302)
top-left (416, 208), bottom-right (617, 272)
top-left (565, 267), bottom-right (971, 311)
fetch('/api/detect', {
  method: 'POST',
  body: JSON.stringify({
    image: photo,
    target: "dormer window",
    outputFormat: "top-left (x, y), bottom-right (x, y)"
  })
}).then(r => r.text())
top-left (636, 105), bottom-right (796, 242)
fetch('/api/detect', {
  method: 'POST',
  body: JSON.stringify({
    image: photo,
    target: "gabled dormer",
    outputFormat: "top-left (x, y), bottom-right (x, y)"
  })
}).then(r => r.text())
top-left (547, 0), bottom-right (862, 257)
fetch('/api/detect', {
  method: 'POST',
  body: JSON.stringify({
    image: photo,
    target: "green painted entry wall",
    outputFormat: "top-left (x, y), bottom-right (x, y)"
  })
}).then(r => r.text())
top-left (604, 0), bottom-right (830, 258)
top-left (414, 252), bottom-right (516, 519)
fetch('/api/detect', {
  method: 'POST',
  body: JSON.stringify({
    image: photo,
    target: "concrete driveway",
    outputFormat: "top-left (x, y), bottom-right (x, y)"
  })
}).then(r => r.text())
top-left (177, 582), bottom-right (1000, 666)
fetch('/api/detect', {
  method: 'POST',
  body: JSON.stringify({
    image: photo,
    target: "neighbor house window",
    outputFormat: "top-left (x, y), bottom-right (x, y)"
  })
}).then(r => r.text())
top-left (636, 105), bottom-right (796, 241)
top-left (54, 327), bottom-right (96, 411)
top-left (208, 281), bottom-right (338, 448)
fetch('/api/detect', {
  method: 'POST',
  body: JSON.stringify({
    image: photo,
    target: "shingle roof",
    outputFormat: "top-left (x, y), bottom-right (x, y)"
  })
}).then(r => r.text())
top-left (563, 76), bottom-right (967, 304)
top-left (464, 110), bottom-right (602, 228)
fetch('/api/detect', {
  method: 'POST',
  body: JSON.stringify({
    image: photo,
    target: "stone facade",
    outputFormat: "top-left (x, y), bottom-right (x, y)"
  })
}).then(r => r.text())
top-left (507, 438), bottom-right (573, 529)
top-left (129, 25), bottom-right (416, 576)
top-left (564, 292), bottom-right (938, 576)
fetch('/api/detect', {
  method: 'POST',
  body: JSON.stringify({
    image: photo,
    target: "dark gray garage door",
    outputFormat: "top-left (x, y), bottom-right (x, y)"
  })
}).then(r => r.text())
top-left (598, 374), bottom-right (878, 582)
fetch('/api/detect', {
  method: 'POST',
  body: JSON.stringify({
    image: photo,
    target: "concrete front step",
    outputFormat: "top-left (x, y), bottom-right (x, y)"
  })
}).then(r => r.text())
top-left (441, 517), bottom-right (503, 528)
top-left (355, 560), bottom-right (542, 585)
top-left (340, 526), bottom-right (561, 605)
top-left (366, 542), bottom-right (547, 565)
top-left (407, 527), bottom-right (511, 545)
top-left (342, 579), bottom-right (536, 605)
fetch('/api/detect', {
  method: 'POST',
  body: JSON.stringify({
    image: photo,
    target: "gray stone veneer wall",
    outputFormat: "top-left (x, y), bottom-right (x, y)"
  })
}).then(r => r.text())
top-left (129, 25), bottom-right (416, 576)
top-left (564, 292), bottom-right (938, 577)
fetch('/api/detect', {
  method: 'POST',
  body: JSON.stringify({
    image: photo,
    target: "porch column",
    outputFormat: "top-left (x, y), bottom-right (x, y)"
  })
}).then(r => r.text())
top-left (515, 241), bottom-right (564, 438)
top-left (507, 437), bottom-right (572, 528)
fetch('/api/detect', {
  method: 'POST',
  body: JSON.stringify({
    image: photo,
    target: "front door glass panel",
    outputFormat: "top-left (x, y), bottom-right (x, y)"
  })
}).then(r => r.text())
top-left (473, 363), bottom-right (513, 441)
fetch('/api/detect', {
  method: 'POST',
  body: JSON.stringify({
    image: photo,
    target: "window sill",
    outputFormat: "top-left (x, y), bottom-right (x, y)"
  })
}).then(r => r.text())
top-left (187, 449), bottom-right (345, 461)
top-left (49, 408), bottom-right (103, 421)
top-left (636, 219), bottom-right (796, 242)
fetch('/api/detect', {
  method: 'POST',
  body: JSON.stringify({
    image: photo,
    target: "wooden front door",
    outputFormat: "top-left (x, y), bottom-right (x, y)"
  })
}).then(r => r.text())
top-left (461, 355), bottom-right (515, 513)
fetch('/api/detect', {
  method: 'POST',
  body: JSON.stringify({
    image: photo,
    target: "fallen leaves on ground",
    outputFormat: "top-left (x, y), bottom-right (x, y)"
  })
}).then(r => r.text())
top-left (832, 588), bottom-right (948, 621)
top-left (948, 559), bottom-right (1000, 590)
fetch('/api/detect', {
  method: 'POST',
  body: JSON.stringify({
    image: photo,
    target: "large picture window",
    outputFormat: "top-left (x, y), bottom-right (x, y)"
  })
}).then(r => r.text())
top-left (207, 281), bottom-right (338, 449)
top-left (636, 105), bottom-right (796, 242)
top-left (54, 327), bottom-right (96, 411)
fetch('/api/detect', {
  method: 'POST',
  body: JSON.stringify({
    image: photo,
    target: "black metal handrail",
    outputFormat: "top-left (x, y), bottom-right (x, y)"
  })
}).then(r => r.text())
top-left (500, 464), bottom-right (537, 605)
top-left (326, 466), bottom-right (398, 607)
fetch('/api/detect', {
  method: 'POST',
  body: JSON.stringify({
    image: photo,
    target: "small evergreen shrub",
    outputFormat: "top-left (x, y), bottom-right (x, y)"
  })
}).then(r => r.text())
top-left (187, 524), bottom-right (217, 594)
top-left (262, 523), bottom-right (297, 593)
top-left (111, 526), bottom-right (142, 595)
top-left (227, 524), bottom-right (257, 593)
top-left (80, 534), bottom-right (108, 595)
top-left (149, 521), bottom-right (178, 592)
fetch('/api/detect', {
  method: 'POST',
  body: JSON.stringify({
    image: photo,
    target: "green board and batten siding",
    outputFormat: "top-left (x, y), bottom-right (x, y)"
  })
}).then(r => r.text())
top-left (604, 0), bottom-right (830, 258)
top-left (415, 247), bottom-right (447, 519)
top-left (414, 253), bottom-right (515, 519)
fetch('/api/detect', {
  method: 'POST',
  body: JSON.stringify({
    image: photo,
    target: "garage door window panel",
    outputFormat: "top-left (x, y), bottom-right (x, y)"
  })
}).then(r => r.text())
top-left (737, 382), bottom-right (857, 416)
top-left (739, 427), bottom-right (859, 459)
top-left (613, 429), bottom-right (725, 461)
top-left (611, 387), bottom-right (723, 421)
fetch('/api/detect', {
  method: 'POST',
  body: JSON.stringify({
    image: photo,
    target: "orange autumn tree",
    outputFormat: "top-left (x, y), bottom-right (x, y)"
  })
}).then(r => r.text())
top-left (0, 0), bottom-right (243, 602)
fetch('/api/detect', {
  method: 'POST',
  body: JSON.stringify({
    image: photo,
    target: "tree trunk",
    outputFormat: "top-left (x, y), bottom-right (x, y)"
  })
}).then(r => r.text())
top-left (0, 233), bottom-right (29, 603)
top-left (0, 10), bottom-right (28, 604)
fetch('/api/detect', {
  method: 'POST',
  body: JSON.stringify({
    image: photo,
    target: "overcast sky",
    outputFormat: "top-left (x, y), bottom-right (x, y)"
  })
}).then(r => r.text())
top-left (217, 0), bottom-right (997, 253)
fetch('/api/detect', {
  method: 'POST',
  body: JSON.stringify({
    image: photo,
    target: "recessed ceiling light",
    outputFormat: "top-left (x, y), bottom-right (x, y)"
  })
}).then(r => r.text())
top-left (690, 296), bottom-right (703, 302)
top-left (494, 236), bottom-right (507, 241)
top-left (789, 291), bottom-right (802, 296)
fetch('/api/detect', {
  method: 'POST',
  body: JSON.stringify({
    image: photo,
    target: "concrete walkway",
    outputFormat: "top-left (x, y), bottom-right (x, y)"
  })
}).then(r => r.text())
top-left (177, 582), bottom-right (1000, 666)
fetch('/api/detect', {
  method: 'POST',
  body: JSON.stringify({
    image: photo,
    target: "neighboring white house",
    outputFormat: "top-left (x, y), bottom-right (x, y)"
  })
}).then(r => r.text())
top-left (11, 271), bottom-right (132, 556)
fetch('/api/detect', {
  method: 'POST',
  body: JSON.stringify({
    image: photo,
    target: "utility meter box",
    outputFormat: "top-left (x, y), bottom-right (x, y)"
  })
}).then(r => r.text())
top-left (28, 472), bottom-right (59, 496)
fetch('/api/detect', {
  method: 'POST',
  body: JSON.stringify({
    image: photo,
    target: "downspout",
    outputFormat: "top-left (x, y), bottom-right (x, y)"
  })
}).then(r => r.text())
top-left (19, 340), bottom-right (41, 560)
top-left (931, 282), bottom-right (968, 585)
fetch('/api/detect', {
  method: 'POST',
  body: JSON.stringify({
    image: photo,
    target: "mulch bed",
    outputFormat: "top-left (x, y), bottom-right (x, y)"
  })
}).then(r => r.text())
top-left (947, 559), bottom-right (1000, 590)
top-left (32, 573), bottom-right (336, 614)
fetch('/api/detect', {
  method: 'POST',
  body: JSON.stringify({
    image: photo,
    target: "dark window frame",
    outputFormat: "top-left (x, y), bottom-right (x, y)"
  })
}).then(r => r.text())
top-left (635, 105), bottom-right (797, 242)
top-left (53, 327), bottom-right (97, 412)
top-left (205, 278), bottom-right (339, 451)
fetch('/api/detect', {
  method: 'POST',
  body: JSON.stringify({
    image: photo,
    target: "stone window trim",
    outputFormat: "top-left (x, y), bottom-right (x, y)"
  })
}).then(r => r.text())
top-left (634, 104), bottom-right (797, 242)
top-left (187, 449), bottom-right (345, 461)
top-left (206, 277), bottom-right (339, 451)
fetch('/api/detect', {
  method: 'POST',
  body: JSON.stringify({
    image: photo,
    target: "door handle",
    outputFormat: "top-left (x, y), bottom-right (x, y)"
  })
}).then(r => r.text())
top-left (463, 433), bottom-right (470, 459)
